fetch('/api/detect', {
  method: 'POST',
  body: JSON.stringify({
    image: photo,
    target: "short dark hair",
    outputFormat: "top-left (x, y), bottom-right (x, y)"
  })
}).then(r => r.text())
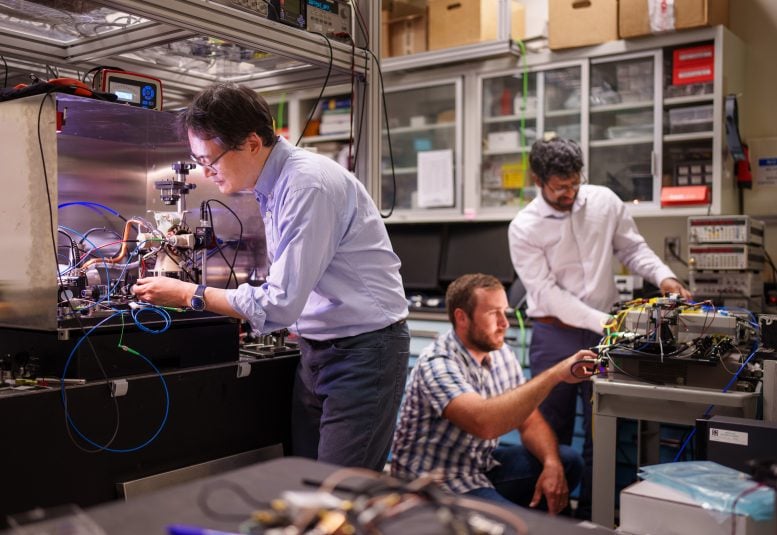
top-left (177, 83), bottom-right (276, 150)
top-left (529, 137), bottom-right (583, 184)
top-left (446, 273), bottom-right (504, 325)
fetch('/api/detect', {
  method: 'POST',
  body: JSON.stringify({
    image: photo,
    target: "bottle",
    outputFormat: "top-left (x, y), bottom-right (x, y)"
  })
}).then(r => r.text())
top-left (500, 87), bottom-right (513, 116)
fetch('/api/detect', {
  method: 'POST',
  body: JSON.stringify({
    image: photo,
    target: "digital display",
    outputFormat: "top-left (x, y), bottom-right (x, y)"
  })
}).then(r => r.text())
top-left (103, 73), bottom-right (160, 110)
top-left (270, 0), bottom-right (306, 28)
top-left (110, 81), bottom-right (140, 104)
top-left (308, 0), bottom-right (337, 14)
top-left (282, 0), bottom-right (302, 16)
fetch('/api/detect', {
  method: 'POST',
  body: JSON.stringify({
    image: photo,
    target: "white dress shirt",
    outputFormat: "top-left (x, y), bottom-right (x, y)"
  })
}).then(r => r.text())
top-left (508, 184), bottom-right (677, 334)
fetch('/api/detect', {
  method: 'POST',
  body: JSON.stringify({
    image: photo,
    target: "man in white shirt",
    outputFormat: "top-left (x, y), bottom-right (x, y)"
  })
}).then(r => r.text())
top-left (507, 137), bottom-right (691, 518)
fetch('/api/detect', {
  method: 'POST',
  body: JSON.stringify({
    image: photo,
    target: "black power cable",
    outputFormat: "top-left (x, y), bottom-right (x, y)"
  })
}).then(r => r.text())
top-left (364, 48), bottom-right (397, 219)
top-left (1, 55), bottom-right (8, 89)
top-left (347, 4), bottom-right (397, 218)
top-left (205, 199), bottom-right (244, 289)
top-left (296, 33), bottom-right (334, 147)
top-left (37, 92), bottom-right (121, 453)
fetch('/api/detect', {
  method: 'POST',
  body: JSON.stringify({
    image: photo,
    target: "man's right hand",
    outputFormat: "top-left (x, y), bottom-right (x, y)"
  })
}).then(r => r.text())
top-left (554, 350), bottom-right (598, 384)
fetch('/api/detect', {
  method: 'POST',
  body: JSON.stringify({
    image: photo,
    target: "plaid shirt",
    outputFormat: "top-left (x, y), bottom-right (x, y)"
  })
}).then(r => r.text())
top-left (390, 329), bottom-right (525, 493)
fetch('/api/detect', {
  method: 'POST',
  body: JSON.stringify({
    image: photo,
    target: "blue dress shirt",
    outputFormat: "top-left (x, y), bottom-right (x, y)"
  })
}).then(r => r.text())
top-left (226, 136), bottom-right (408, 340)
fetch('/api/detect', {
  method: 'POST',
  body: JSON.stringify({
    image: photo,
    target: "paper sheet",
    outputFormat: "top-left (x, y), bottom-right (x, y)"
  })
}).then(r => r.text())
top-left (417, 149), bottom-right (454, 208)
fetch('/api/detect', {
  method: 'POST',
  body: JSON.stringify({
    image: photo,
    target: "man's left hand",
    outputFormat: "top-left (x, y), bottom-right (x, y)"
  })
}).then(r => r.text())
top-left (132, 276), bottom-right (194, 308)
top-left (660, 277), bottom-right (692, 300)
top-left (529, 461), bottom-right (568, 515)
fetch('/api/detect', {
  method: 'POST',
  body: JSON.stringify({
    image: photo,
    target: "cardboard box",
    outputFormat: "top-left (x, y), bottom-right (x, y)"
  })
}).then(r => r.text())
top-left (385, 1), bottom-right (427, 57)
top-left (620, 0), bottom-right (729, 39)
top-left (427, 0), bottom-right (525, 51)
top-left (548, 0), bottom-right (617, 50)
top-left (381, 9), bottom-right (390, 58)
top-left (620, 479), bottom-right (776, 535)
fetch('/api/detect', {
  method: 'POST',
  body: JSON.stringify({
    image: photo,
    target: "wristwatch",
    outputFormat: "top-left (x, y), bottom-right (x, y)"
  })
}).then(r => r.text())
top-left (190, 284), bottom-right (207, 311)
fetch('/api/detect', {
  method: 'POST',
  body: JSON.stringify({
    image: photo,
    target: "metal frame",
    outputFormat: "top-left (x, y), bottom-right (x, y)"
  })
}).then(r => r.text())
top-left (0, 0), bottom-right (379, 197)
top-left (91, 0), bottom-right (368, 77)
top-left (591, 377), bottom-right (760, 528)
top-left (0, 1), bottom-right (370, 98)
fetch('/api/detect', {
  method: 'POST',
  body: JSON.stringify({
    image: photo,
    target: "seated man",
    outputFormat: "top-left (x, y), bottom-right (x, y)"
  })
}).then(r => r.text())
top-left (391, 273), bottom-right (597, 514)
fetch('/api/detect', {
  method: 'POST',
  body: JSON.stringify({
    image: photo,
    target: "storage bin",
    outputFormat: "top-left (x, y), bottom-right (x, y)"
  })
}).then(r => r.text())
top-left (668, 105), bottom-right (714, 133)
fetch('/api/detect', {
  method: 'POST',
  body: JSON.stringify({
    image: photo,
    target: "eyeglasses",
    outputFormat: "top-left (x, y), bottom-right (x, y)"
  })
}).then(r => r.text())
top-left (190, 147), bottom-right (231, 172)
top-left (545, 174), bottom-right (587, 195)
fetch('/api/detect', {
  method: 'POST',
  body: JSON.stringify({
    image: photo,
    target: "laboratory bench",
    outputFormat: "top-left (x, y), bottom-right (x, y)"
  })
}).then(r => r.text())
top-left (0, 353), bottom-right (299, 526)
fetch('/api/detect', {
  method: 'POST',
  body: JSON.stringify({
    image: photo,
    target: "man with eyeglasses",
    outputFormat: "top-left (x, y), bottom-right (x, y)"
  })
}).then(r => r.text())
top-left (131, 83), bottom-right (410, 471)
top-left (507, 137), bottom-right (690, 519)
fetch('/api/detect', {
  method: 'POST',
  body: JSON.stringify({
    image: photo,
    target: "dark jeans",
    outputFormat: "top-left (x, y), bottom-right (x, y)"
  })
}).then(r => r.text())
top-left (529, 321), bottom-right (601, 518)
top-left (291, 320), bottom-right (410, 471)
top-left (465, 444), bottom-right (583, 510)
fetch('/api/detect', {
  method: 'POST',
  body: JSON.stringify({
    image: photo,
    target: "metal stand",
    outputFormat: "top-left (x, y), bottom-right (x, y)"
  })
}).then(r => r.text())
top-left (764, 359), bottom-right (777, 423)
top-left (591, 376), bottom-right (760, 528)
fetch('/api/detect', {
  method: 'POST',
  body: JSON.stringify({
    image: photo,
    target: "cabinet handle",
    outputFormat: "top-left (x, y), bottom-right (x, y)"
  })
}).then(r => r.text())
top-left (651, 151), bottom-right (657, 177)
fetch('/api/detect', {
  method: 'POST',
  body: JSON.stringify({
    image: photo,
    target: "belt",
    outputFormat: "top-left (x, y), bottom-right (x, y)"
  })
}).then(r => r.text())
top-left (530, 316), bottom-right (577, 330)
top-left (302, 319), bottom-right (407, 347)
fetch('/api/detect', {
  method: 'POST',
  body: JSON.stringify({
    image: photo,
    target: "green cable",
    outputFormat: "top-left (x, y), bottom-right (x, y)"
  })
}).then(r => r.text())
top-left (116, 311), bottom-right (140, 356)
top-left (514, 38), bottom-right (529, 208)
top-left (117, 309), bottom-right (126, 348)
top-left (514, 307), bottom-right (527, 368)
top-left (276, 93), bottom-right (286, 131)
top-left (119, 345), bottom-right (141, 357)
top-left (116, 312), bottom-right (141, 356)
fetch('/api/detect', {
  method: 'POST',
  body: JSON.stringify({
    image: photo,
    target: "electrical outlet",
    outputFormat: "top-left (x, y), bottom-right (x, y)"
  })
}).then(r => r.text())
top-left (664, 236), bottom-right (680, 261)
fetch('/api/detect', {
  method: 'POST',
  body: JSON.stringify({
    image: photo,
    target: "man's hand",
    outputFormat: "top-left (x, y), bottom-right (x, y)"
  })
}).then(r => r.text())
top-left (660, 277), bottom-right (692, 300)
top-left (553, 349), bottom-right (598, 384)
top-left (530, 460), bottom-right (569, 515)
top-left (132, 277), bottom-right (194, 308)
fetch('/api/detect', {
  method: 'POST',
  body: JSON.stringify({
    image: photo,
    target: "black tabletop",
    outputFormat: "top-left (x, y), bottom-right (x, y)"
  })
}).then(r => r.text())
top-left (7, 457), bottom-right (614, 535)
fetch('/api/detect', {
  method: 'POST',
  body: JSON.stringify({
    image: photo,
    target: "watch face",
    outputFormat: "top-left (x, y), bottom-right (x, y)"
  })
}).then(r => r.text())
top-left (191, 296), bottom-right (205, 311)
top-left (191, 284), bottom-right (206, 311)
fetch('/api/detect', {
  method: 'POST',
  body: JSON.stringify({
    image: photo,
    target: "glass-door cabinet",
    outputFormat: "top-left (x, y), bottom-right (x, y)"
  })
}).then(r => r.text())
top-left (477, 63), bottom-right (583, 212)
top-left (661, 41), bottom-right (716, 194)
top-left (480, 70), bottom-right (537, 208)
top-left (587, 51), bottom-right (661, 207)
top-left (543, 64), bottom-right (584, 144)
top-left (381, 79), bottom-right (462, 215)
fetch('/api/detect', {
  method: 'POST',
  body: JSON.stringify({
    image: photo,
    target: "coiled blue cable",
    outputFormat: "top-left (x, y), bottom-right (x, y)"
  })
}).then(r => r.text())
top-left (61, 311), bottom-right (171, 453)
top-left (131, 305), bottom-right (172, 334)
